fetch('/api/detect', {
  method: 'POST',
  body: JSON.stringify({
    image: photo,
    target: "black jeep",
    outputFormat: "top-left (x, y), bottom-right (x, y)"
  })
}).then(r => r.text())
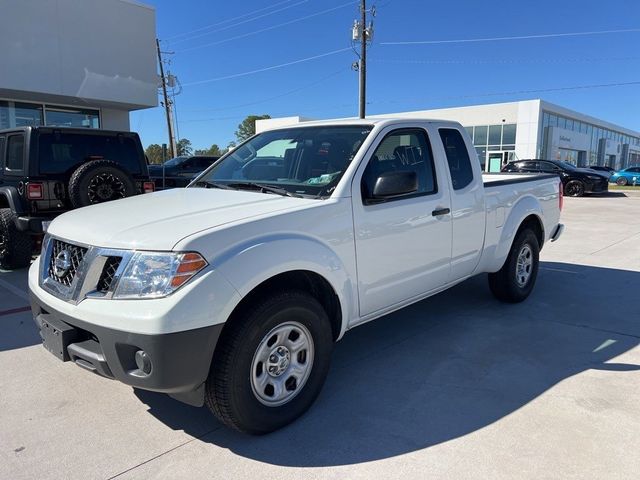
top-left (0, 126), bottom-right (154, 269)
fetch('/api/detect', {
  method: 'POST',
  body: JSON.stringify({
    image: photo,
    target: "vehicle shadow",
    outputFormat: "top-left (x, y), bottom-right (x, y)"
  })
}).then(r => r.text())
top-left (0, 268), bottom-right (40, 352)
top-left (590, 191), bottom-right (627, 198)
top-left (132, 262), bottom-right (640, 466)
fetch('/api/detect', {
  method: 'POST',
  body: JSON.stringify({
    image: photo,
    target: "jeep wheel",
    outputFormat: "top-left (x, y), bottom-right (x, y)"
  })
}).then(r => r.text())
top-left (205, 291), bottom-right (333, 434)
top-left (69, 160), bottom-right (136, 208)
top-left (0, 208), bottom-right (33, 270)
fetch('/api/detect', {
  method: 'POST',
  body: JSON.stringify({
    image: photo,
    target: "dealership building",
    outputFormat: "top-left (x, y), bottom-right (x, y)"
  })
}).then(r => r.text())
top-left (0, 0), bottom-right (157, 132)
top-left (257, 99), bottom-right (640, 172)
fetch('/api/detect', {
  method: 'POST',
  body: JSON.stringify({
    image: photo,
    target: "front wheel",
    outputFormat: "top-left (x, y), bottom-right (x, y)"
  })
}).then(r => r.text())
top-left (205, 291), bottom-right (333, 434)
top-left (489, 229), bottom-right (540, 303)
top-left (564, 180), bottom-right (585, 197)
top-left (616, 177), bottom-right (628, 186)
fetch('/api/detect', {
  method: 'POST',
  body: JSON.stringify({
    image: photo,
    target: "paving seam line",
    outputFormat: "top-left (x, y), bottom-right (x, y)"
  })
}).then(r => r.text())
top-left (0, 277), bottom-right (30, 301)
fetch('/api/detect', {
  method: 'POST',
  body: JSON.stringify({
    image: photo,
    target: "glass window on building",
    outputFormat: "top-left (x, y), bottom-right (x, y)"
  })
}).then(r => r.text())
top-left (473, 125), bottom-right (487, 146)
top-left (45, 107), bottom-right (100, 128)
top-left (502, 124), bottom-right (516, 144)
top-left (0, 101), bottom-right (44, 129)
top-left (488, 125), bottom-right (501, 145)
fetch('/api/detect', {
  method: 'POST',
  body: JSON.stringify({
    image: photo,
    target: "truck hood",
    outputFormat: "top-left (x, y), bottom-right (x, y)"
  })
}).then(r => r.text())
top-left (47, 188), bottom-right (318, 250)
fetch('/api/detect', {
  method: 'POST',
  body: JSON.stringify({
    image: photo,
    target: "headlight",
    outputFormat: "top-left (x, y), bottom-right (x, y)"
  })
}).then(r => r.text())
top-left (113, 252), bottom-right (207, 299)
top-left (586, 175), bottom-right (603, 180)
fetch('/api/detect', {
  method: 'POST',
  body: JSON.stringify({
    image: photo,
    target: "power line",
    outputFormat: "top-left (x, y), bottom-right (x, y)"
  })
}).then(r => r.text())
top-left (181, 47), bottom-right (352, 86)
top-left (368, 56), bottom-right (640, 65)
top-left (164, 0), bottom-right (304, 41)
top-left (177, 1), bottom-right (358, 53)
top-left (169, 0), bottom-right (310, 46)
top-left (181, 68), bottom-right (349, 114)
top-left (381, 28), bottom-right (640, 45)
top-left (370, 80), bottom-right (640, 107)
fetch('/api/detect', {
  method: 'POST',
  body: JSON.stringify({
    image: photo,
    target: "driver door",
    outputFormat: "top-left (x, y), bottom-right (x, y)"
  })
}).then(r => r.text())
top-left (352, 126), bottom-right (452, 317)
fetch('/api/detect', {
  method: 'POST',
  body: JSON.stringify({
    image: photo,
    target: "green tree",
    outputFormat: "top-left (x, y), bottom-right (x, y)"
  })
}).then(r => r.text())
top-left (144, 144), bottom-right (164, 164)
top-left (235, 115), bottom-right (271, 143)
top-left (176, 138), bottom-right (193, 156)
top-left (194, 144), bottom-right (223, 157)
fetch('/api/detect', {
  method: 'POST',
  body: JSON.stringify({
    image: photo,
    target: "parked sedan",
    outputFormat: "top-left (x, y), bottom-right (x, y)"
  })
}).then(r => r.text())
top-left (609, 166), bottom-right (640, 186)
top-left (502, 159), bottom-right (609, 197)
top-left (148, 155), bottom-right (219, 189)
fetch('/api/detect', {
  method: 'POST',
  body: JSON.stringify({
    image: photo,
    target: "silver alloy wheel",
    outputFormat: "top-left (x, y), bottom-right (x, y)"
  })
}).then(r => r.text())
top-left (250, 321), bottom-right (314, 407)
top-left (516, 244), bottom-right (533, 287)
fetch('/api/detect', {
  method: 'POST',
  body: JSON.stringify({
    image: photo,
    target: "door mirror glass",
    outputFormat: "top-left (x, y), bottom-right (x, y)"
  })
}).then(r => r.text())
top-left (371, 170), bottom-right (418, 200)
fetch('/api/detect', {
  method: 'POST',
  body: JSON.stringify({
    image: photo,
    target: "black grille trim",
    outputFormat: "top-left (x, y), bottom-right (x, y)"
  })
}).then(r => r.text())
top-left (47, 240), bottom-right (88, 287)
top-left (96, 257), bottom-right (122, 293)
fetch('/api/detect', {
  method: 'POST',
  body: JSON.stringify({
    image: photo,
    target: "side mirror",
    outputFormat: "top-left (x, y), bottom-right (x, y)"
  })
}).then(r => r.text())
top-left (369, 170), bottom-right (418, 202)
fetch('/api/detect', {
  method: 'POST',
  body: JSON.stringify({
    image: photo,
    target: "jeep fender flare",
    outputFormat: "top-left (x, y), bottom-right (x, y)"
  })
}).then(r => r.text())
top-left (0, 186), bottom-right (27, 215)
top-left (211, 234), bottom-right (355, 340)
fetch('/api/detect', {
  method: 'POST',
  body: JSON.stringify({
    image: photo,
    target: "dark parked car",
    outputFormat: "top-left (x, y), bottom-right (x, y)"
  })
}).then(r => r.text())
top-left (0, 126), bottom-right (154, 269)
top-left (148, 155), bottom-right (219, 189)
top-left (501, 159), bottom-right (609, 197)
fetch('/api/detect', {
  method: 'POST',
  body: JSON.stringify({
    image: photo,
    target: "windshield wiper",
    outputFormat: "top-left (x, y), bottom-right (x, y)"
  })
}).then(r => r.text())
top-left (192, 180), bottom-right (236, 190)
top-left (227, 182), bottom-right (303, 198)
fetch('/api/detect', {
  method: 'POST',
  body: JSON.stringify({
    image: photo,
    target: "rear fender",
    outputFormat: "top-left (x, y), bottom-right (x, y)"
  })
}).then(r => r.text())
top-left (0, 186), bottom-right (27, 215)
top-left (486, 195), bottom-right (543, 272)
top-left (212, 234), bottom-right (354, 339)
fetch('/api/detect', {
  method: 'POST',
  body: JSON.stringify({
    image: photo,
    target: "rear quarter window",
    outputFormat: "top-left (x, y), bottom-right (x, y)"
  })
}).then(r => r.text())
top-left (439, 128), bottom-right (474, 190)
top-left (6, 134), bottom-right (25, 172)
top-left (38, 132), bottom-right (143, 175)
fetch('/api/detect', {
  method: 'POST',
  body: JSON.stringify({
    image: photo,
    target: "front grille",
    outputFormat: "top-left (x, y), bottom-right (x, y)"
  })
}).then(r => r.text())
top-left (47, 240), bottom-right (88, 287)
top-left (96, 257), bottom-right (122, 292)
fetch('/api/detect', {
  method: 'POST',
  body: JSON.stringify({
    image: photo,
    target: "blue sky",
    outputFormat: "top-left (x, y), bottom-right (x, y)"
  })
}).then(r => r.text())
top-left (133, 0), bottom-right (640, 150)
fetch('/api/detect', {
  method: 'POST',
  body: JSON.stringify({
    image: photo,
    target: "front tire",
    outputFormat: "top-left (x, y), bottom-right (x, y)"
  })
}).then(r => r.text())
top-left (489, 229), bottom-right (540, 303)
top-left (0, 208), bottom-right (32, 270)
top-left (564, 180), bottom-right (585, 197)
top-left (205, 291), bottom-right (333, 434)
top-left (616, 177), bottom-right (628, 186)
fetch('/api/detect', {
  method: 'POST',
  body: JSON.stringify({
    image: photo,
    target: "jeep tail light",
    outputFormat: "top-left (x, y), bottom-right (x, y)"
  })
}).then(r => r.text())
top-left (27, 183), bottom-right (44, 200)
top-left (559, 180), bottom-right (564, 211)
top-left (143, 181), bottom-right (155, 194)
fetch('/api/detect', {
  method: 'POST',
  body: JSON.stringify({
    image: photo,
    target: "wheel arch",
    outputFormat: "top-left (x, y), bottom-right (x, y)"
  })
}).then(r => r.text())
top-left (220, 270), bottom-right (343, 344)
top-left (486, 195), bottom-right (545, 272)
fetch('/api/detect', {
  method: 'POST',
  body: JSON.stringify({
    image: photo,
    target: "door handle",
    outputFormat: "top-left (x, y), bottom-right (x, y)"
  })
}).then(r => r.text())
top-left (432, 207), bottom-right (450, 217)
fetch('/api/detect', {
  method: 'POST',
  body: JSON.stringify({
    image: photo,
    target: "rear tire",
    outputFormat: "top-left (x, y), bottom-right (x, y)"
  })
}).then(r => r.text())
top-left (564, 180), bottom-right (585, 197)
top-left (616, 177), bottom-right (628, 186)
top-left (205, 291), bottom-right (333, 434)
top-left (0, 208), bottom-right (32, 270)
top-left (489, 228), bottom-right (539, 303)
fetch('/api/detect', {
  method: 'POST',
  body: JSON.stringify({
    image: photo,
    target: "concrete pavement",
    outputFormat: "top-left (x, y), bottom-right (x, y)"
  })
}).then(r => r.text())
top-left (1, 192), bottom-right (639, 479)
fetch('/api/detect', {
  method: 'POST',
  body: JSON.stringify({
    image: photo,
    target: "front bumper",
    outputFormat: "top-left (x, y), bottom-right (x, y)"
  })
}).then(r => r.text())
top-left (585, 179), bottom-right (609, 193)
top-left (30, 292), bottom-right (223, 404)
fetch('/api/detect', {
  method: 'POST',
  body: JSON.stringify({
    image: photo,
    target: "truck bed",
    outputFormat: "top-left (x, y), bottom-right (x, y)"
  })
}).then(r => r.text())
top-left (483, 172), bottom-right (558, 187)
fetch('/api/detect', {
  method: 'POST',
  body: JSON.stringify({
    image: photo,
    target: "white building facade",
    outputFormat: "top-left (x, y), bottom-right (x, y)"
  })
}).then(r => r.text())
top-left (0, 0), bottom-right (157, 132)
top-left (256, 99), bottom-right (640, 172)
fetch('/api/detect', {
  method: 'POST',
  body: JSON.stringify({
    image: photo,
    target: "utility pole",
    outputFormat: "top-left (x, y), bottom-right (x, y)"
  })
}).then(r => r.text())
top-left (352, 1), bottom-right (374, 119)
top-left (156, 38), bottom-right (177, 159)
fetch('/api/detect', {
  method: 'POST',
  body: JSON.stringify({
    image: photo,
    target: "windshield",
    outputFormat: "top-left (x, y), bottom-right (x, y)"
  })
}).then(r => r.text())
top-left (192, 125), bottom-right (373, 197)
top-left (559, 161), bottom-right (577, 170)
top-left (163, 156), bottom-right (188, 167)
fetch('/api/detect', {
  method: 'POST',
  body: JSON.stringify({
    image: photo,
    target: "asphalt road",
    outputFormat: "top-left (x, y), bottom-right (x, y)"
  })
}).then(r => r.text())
top-left (1, 192), bottom-right (639, 480)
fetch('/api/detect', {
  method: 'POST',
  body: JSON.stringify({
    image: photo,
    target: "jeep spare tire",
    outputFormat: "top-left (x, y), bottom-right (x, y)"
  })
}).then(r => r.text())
top-left (69, 160), bottom-right (136, 208)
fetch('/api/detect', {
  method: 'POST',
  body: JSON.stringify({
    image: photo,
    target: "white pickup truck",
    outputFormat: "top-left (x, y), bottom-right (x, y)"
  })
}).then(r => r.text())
top-left (29, 118), bottom-right (564, 434)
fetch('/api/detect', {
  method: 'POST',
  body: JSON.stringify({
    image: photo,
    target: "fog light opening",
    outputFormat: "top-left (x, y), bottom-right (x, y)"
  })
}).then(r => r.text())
top-left (134, 350), bottom-right (152, 375)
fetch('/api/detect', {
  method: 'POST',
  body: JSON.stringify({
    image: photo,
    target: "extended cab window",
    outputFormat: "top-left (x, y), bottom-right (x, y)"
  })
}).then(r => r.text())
top-left (362, 128), bottom-right (436, 200)
top-left (37, 133), bottom-right (142, 175)
top-left (439, 128), bottom-right (473, 190)
top-left (6, 134), bottom-right (25, 171)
